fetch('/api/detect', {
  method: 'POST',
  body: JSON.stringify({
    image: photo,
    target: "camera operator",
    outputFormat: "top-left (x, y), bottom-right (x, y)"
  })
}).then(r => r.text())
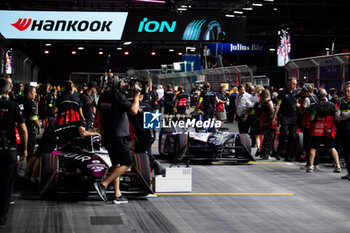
top-left (0, 77), bottom-right (28, 227)
top-left (94, 77), bottom-right (140, 204)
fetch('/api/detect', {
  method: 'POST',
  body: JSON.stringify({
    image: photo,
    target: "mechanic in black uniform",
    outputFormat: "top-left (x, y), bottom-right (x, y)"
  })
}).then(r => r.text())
top-left (94, 77), bottom-right (140, 204)
top-left (53, 80), bottom-right (84, 124)
top-left (163, 84), bottom-right (175, 121)
top-left (175, 86), bottom-right (189, 120)
top-left (79, 81), bottom-right (97, 129)
top-left (0, 77), bottom-right (28, 227)
top-left (14, 85), bottom-right (41, 160)
top-left (197, 82), bottom-right (225, 121)
top-left (336, 83), bottom-right (350, 180)
top-left (272, 77), bottom-right (300, 161)
top-left (24, 120), bottom-right (100, 183)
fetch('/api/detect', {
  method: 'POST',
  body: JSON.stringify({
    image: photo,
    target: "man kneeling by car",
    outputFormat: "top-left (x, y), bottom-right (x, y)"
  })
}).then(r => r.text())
top-left (24, 120), bottom-right (100, 183)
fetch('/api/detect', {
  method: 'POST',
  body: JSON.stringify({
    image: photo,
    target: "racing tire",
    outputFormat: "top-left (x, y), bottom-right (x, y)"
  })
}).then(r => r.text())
top-left (296, 132), bottom-right (304, 156)
top-left (235, 134), bottom-right (252, 159)
top-left (151, 159), bottom-right (163, 176)
top-left (176, 133), bottom-right (188, 160)
top-left (132, 153), bottom-right (151, 188)
top-left (158, 128), bottom-right (172, 156)
top-left (40, 153), bottom-right (59, 190)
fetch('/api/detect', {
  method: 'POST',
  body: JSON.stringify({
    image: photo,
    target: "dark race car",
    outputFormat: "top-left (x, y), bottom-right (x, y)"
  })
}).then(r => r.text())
top-left (39, 136), bottom-right (161, 197)
top-left (158, 126), bottom-right (255, 163)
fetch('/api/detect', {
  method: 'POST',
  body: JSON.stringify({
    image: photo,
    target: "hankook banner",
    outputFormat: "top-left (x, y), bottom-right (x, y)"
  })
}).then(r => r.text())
top-left (0, 11), bottom-right (245, 42)
top-left (0, 10), bottom-right (128, 40)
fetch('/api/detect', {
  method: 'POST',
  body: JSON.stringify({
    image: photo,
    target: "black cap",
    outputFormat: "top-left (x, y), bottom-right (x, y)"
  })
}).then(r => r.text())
top-left (88, 81), bottom-right (98, 89)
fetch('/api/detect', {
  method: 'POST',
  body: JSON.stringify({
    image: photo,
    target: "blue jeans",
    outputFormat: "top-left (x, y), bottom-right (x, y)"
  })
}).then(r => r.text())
top-left (0, 150), bottom-right (17, 225)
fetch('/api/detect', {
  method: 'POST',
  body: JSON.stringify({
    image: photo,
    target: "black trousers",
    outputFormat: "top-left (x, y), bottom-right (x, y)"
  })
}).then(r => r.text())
top-left (238, 116), bottom-right (250, 134)
top-left (302, 127), bottom-right (319, 165)
top-left (278, 116), bottom-right (297, 160)
top-left (0, 150), bottom-right (17, 225)
top-left (340, 129), bottom-right (350, 174)
top-left (27, 132), bottom-right (36, 159)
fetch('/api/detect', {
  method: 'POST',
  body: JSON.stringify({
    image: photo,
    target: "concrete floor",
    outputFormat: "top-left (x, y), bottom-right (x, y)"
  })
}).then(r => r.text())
top-left (4, 122), bottom-right (350, 233)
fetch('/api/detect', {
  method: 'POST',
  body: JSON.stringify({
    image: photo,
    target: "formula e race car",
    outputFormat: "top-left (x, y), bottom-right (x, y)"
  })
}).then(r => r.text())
top-left (39, 136), bottom-right (162, 197)
top-left (158, 126), bottom-right (255, 163)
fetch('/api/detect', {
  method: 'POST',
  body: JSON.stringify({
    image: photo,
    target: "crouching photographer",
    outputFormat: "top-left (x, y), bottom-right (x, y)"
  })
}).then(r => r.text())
top-left (94, 76), bottom-right (140, 204)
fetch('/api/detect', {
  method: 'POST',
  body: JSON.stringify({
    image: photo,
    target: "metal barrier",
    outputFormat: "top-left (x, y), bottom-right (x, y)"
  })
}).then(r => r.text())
top-left (285, 53), bottom-right (350, 89)
top-left (157, 65), bottom-right (253, 92)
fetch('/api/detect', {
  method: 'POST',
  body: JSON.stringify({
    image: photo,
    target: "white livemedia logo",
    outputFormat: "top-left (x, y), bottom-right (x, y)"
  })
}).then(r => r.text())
top-left (163, 118), bottom-right (221, 129)
top-left (143, 111), bottom-right (221, 129)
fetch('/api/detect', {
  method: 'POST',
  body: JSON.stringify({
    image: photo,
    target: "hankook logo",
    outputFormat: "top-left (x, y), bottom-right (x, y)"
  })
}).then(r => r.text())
top-left (11, 18), bottom-right (113, 32)
top-left (11, 18), bottom-right (32, 31)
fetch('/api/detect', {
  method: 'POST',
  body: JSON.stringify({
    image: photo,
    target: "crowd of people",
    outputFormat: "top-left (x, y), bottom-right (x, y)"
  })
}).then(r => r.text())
top-left (2, 72), bottom-right (350, 227)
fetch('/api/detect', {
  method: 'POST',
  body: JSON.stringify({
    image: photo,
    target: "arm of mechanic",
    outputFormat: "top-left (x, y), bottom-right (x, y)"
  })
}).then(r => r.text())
top-left (335, 108), bottom-right (350, 120)
top-left (78, 126), bottom-right (101, 138)
top-left (267, 100), bottom-right (275, 118)
top-left (18, 123), bottom-right (28, 160)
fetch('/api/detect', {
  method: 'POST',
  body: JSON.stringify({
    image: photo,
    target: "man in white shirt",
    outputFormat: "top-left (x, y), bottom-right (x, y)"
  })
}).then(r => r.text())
top-left (234, 84), bottom-right (253, 133)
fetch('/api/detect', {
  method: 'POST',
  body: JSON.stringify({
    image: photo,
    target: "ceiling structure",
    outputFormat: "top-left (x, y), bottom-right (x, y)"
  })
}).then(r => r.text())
top-left (1, 0), bottom-right (350, 83)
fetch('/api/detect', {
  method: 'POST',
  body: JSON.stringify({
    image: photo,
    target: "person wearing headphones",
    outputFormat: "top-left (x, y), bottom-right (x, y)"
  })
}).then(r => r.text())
top-left (94, 77), bottom-right (140, 204)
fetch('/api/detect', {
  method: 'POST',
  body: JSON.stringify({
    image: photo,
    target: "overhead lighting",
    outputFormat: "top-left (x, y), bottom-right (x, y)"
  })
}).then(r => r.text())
top-left (44, 50), bottom-right (50, 54)
top-left (264, 0), bottom-right (274, 2)
top-left (71, 51), bottom-right (76, 55)
top-left (45, 43), bottom-right (51, 47)
top-left (234, 11), bottom-right (244, 14)
top-left (151, 51), bottom-right (156, 56)
top-left (98, 51), bottom-right (103, 55)
top-left (123, 41), bottom-right (132, 45)
top-left (181, 5), bottom-right (188, 8)
top-left (169, 49), bottom-right (174, 52)
top-left (243, 7), bottom-right (253, 11)
top-left (124, 51), bottom-right (129, 55)
top-left (190, 49), bottom-right (196, 52)
top-left (269, 48), bottom-right (276, 51)
top-left (225, 14), bottom-right (235, 18)
top-left (134, 0), bottom-right (166, 3)
top-left (326, 48), bottom-right (330, 51)
top-left (273, 8), bottom-right (278, 11)
top-left (177, 8), bottom-right (187, 11)
top-left (117, 47), bottom-right (123, 50)
top-left (252, 3), bottom-right (263, 7)
top-left (77, 47), bottom-right (84, 50)
top-left (178, 52), bottom-right (183, 56)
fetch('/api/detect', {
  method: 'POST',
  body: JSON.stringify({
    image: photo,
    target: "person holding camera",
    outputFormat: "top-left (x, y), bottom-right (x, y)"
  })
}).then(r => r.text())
top-left (0, 77), bottom-right (28, 227)
top-left (94, 77), bottom-right (140, 204)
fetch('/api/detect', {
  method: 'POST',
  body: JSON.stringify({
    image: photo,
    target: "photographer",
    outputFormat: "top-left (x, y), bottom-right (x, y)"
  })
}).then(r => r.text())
top-left (94, 77), bottom-right (140, 204)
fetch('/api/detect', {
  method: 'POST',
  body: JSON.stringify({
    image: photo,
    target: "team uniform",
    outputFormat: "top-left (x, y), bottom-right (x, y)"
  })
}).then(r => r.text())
top-left (199, 89), bottom-right (216, 119)
top-left (176, 92), bottom-right (189, 115)
top-left (164, 89), bottom-right (175, 115)
top-left (54, 92), bottom-right (82, 124)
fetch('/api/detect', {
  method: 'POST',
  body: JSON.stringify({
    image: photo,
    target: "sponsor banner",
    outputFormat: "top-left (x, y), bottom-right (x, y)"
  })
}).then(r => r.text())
top-left (0, 10), bottom-right (128, 40)
top-left (122, 12), bottom-right (245, 42)
top-left (207, 43), bottom-right (267, 54)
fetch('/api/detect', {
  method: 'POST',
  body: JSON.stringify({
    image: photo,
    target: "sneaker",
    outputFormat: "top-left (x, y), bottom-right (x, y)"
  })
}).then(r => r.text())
top-left (300, 165), bottom-right (309, 170)
top-left (255, 149), bottom-right (261, 157)
top-left (333, 166), bottom-right (342, 173)
top-left (341, 174), bottom-right (349, 179)
top-left (94, 182), bottom-right (107, 202)
top-left (314, 165), bottom-right (320, 170)
top-left (306, 166), bottom-right (314, 173)
top-left (112, 196), bottom-right (128, 204)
